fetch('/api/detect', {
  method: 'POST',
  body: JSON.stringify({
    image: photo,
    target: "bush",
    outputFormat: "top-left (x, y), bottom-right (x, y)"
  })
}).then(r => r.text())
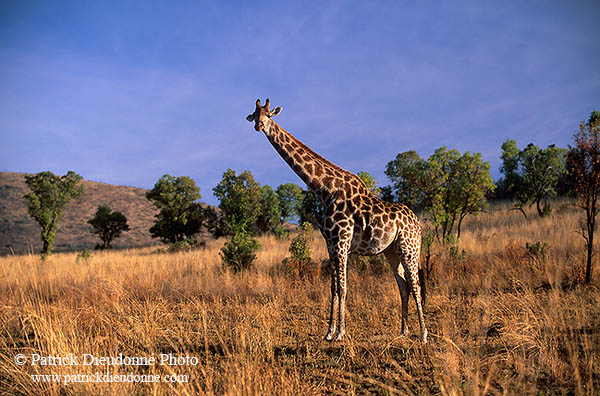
top-left (503, 240), bottom-right (528, 266)
top-left (76, 249), bottom-right (92, 263)
top-left (274, 224), bottom-right (289, 240)
top-left (350, 254), bottom-right (388, 275)
top-left (526, 241), bottom-right (549, 263)
top-left (220, 231), bottom-right (261, 272)
top-left (168, 238), bottom-right (204, 253)
top-left (290, 223), bottom-right (313, 261)
top-left (281, 222), bottom-right (320, 280)
top-left (151, 238), bottom-right (204, 254)
top-left (444, 235), bottom-right (466, 262)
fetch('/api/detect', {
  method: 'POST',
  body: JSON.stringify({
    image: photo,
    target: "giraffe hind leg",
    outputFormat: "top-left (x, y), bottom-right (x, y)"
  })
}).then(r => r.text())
top-left (384, 248), bottom-right (410, 336)
top-left (403, 252), bottom-right (427, 344)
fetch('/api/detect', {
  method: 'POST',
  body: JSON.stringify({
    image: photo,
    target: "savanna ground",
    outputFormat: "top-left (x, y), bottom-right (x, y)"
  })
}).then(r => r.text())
top-left (1, 200), bottom-right (599, 395)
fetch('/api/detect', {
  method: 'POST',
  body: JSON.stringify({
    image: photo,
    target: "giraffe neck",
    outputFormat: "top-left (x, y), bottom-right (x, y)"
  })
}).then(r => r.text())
top-left (263, 119), bottom-right (362, 202)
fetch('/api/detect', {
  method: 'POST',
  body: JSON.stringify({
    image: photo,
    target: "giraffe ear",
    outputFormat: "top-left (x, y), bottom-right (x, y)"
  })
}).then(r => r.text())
top-left (270, 106), bottom-right (282, 117)
top-left (246, 114), bottom-right (255, 122)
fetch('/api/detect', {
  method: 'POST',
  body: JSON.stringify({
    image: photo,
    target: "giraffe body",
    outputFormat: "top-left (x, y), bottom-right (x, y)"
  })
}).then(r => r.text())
top-left (247, 99), bottom-right (427, 343)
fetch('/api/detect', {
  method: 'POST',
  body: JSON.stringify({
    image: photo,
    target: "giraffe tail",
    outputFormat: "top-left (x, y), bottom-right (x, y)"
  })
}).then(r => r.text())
top-left (418, 267), bottom-right (426, 309)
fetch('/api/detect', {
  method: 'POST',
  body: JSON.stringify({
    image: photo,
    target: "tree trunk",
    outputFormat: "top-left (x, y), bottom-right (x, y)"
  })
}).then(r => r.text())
top-left (457, 214), bottom-right (465, 241)
top-left (41, 226), bottom-right (51, 256)
top-left (586, 215), bottom-right (594, 284)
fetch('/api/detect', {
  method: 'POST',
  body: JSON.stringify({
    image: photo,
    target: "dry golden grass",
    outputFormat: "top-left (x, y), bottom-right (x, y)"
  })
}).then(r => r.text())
top-left (1, 199), bottom-right (599, 395)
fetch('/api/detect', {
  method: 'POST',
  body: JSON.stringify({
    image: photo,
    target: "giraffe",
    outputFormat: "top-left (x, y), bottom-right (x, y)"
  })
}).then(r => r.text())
top-left (246, 99), bottom-right (427, 343)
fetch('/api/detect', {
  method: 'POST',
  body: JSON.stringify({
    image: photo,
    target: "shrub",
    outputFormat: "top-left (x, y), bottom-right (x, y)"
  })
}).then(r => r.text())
top-left (290, 223), bottom-right (313, 261)
top-left (351, 254), bottom-right (388, 275)
top-left (220, 231), bottom-right (261, 272)
top-left (526, 241), bottom-right (549, 264)
top-left (282, 222), bottom-right (320, 280)
top-left (320, 258), bottom-right (333, 278)
top-left (150, 238), bottom-right (204, 254)
top-left (274, 224), bottom-right (289, 240)
top-left (76, 249), bottom-right (92, 263)
top-left (168, 238), bottom-right (204, 253)
top-left (444, 235), bottom-right (466, 263)
top-left (281, 257), bottom-right (321, 280)
top-left (503, 240), bottom-right (528, 266)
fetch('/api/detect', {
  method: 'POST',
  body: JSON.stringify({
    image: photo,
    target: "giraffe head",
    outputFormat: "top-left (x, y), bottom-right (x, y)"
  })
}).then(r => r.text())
top-left (246, 98), bottom-right (282, 131)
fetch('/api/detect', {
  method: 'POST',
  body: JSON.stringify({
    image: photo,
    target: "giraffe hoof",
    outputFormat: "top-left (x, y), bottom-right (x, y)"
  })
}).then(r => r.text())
top-left (324, 329), bottom-right (337, 341)
top-left (333, 330), bottom-right (345, 341)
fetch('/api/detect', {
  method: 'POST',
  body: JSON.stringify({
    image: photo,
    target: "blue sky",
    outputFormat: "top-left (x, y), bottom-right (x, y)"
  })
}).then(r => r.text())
top-left (1, 1), bottom-right (598, 206)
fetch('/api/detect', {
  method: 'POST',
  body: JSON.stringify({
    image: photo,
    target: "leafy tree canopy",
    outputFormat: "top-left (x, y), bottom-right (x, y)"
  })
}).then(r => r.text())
top-left (24, 170), bottom-right (84, 255)
top-left (213, 169), bottom-right (262, 235)
top-left (275, 183), bottom-right (304, 223)
top-left (567, 110), bottom-right (600, 283)
top-left (257, 185), bottom-right (282, 234)
top-left (384, 150), bottom-right (427, 211)
top-left (357, 171), bottom-right (381, 197)
top-left (146, 174), bottom-right (204, 243)
top-left (298, 189), bottom-right (325, 232)
top-left (88, 205), bottom-right (129, 249)
top-left (500, 139), bottom-right (567, 217)
top-left (385, 148), bottom-right (494, 240)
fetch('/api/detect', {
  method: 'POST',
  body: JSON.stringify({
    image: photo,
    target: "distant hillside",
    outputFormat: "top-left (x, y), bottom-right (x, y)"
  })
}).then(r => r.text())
top-left (0, 172), bottom-right (165, 255)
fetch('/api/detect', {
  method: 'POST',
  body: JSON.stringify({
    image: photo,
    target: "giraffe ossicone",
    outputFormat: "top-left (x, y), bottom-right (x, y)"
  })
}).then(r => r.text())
top-left (246, 98), bottom-right (427, 343)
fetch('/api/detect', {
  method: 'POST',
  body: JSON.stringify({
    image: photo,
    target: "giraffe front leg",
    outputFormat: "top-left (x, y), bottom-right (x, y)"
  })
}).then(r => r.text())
top-left (333, 250), bottom-right (348, 341)
top-left (324, 264), bottom-right (338, 341)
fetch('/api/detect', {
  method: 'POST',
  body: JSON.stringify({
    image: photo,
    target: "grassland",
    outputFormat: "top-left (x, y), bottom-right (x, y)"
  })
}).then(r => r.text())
top-left (1, 200), bottom-right (598, 395)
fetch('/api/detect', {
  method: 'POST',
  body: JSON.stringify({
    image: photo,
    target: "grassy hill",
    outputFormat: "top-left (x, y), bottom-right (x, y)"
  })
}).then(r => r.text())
top-left (0, 172), bottom-right (161, 254)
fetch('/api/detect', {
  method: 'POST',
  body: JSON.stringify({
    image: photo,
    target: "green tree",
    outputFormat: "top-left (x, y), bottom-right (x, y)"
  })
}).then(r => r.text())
top-left (24, 171), bottom-right (84, 256)
top-left (520, 143), bottom-right (567, 217)
top-left (568, 110), bottom-right (600, 284)
top-left (213, 169), bottom-right (262, 236)
top-left (425, 147), bottom-right (462, 239)
top-left (385, 148), bottom-right (494, 241)
top-left (384, 150), bottom-right (427, 210)
top-left (426, 148), bottom-right (495, 240)
top-left (256, 185), bottom-right (281, 234)
top-left (298, 189), bottom-right (324, 231)
top-left (453, 152), bottom-right (496, 239)
top-left (498, 139), bottom-right (521, 198)
top-left (380, 185), bottom-right (395, 203)
top-left (146, 174), bottom-right (204, 243)
top-left (214, 170), bottom-right (263, 271)
top-left (87, 205), bottom-right (129, 249)
top-left (500, 140), bottom-right (568, 217)
top-left (357, 171), bottom-right (381, 196)
top-left (201, 206), bottom-right (221, 238)
top-left (276, 183), bottom-right (304, 223)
